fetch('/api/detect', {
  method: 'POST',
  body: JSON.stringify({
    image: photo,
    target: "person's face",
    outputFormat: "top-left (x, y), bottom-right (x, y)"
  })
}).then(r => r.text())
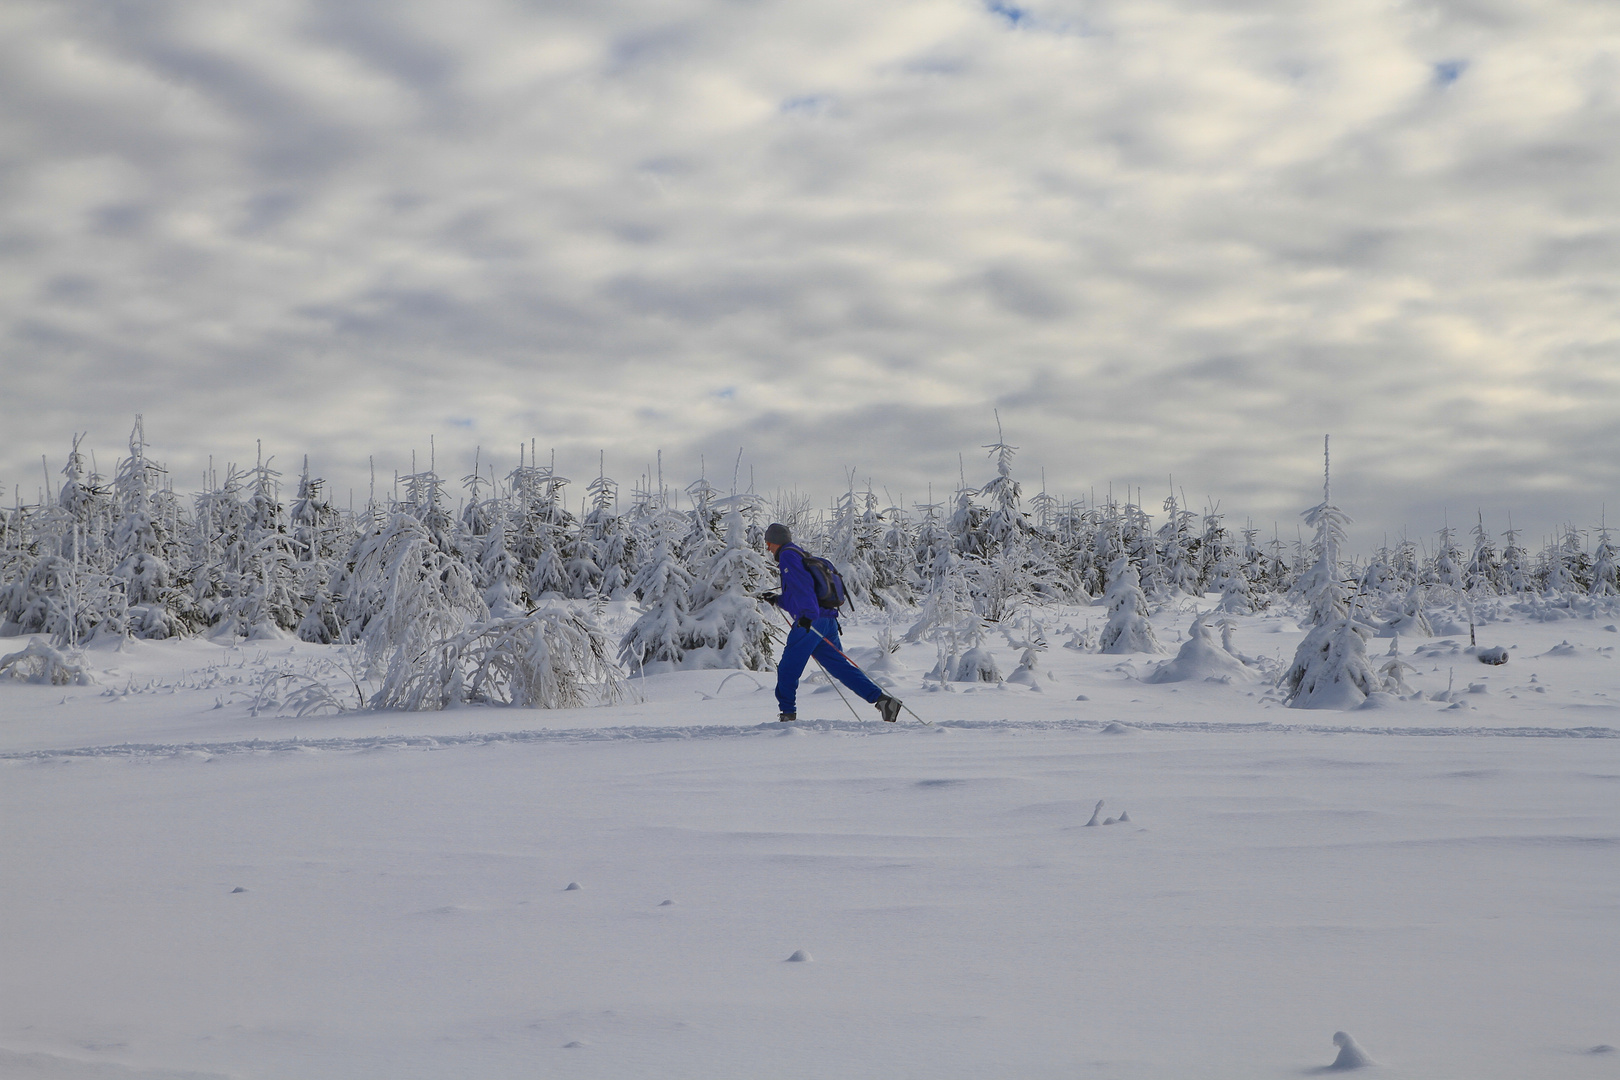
top-left (766, 541), bottom-right (781, 555)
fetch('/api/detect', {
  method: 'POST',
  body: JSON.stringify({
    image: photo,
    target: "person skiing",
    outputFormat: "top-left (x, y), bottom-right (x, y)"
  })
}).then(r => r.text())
top-left (760, 522), bottom-right (903, 723)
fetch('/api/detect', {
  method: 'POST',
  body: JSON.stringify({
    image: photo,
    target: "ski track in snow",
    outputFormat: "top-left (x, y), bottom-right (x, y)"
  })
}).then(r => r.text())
top-left (5, 716), bottom-right (1617, 763)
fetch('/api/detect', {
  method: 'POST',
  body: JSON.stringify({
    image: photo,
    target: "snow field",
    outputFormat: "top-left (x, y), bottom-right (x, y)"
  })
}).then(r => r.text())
top-left (4, 604), bottom-right (1620, 1078)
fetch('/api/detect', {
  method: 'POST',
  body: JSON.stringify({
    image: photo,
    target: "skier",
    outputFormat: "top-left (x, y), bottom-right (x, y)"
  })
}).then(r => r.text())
top-left (760, 523), bottom-right (903, 723)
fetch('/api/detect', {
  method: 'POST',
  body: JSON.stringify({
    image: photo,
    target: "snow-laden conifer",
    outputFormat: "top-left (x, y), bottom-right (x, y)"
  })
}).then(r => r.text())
top-left (1294, 437), bottom-right (1351, 629)
top-left (1098, 554), bottom-right (1162, 654)
top-left (1466, 512), bottom-right (1499, 595)
top-left (1431, 524), bottom-right (1466, 591)
top-left (618, 530), bottom-right (696, 673)
top-left (1591, 519), bottom-right (1618, 597)
top-left (109, 417), bottom-right (175, 638)
top-left (582, 460), bottom-right (632, 599)
top-left (979, 416), bottom-right (1024, 549)
top-left (1210, 541), bottom-right (1255, 614)
top-left (872, 501), bottom-right (919, 609)
top-left (1379, 583), bottom-right (1433, 638)
top-left (1499, 525), bottom-right (1532, 595)
top-left (828, 480), bottom-right (880, 608)
top-left (1282, 616), bottom-right (1380, 709)
top-left (330, 512), bottom-right (487, 706)
top-left (683, 501), bottom-right (775, 670)
top-left (1156, 489), bottom-right (1200, 597)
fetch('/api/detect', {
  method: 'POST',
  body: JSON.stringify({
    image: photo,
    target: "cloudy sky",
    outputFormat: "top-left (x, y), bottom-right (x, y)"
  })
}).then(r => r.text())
top-left (3, 0), bottom-right (1617, 549)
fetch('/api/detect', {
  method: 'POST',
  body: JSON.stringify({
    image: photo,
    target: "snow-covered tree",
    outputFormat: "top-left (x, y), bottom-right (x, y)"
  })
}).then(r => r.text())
top-left (1295, 437), bottom-right (1352, 629)
top-left (683, 502), bottom-right (775, 670)
top-left (1465, 512), bottom-right (1498, 595)
top-left (1591, 520), bottom-right (1618, 597)
top-left (1098, 554), bottom-right (1161, 654)
top-left (618, 531), bottom-right (696, 672)
top-left (1157, 489), bottom-right (1200, 597)
top-left (1431, 524), bottom-right (1466, 592)
top-left (1282, 617), bottom-right (1380, 709)
top-left (1499, 526), bottom-right (1533, 595)
top-left (332, 512), bottom-right (487, 691)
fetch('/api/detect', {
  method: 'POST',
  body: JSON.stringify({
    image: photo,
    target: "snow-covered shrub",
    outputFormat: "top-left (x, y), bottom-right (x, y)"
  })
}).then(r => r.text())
top-left (371, 605), bottom-right (626, 711)
top-left (1377, 638), bottom-right (1418, 695)
top-left (1005, 646), bottom-right (1042, 689)
top-left (1378, 585), bottom-right (1433, 638)
top-left (0, 638), bottom-right (94, 685)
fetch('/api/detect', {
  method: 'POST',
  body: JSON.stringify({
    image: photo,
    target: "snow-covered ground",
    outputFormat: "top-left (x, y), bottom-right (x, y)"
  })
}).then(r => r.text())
top-left (4, 603), bottom-right (1619, 1079)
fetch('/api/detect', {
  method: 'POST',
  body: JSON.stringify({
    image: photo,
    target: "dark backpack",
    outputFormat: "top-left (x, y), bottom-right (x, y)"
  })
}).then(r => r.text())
top-left (788, 545), bottom-right (848, 610)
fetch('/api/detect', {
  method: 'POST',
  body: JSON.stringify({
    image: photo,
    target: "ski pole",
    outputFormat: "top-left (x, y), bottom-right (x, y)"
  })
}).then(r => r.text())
top-left (773, 609), bottom-right (865, 723)
top-left (816, 655), bottom-right (868, 724)
top-left (799, 621), bottom-right (931, 726)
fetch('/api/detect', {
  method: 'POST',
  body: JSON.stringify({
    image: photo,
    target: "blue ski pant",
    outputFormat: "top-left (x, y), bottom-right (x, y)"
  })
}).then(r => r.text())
top-left (776, 618), bottom-right (884, 715)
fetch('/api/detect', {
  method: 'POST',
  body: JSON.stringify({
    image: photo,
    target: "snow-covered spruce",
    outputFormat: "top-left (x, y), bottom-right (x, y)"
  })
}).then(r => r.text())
top-left (1281, 617), bottom-right (1380, 710)
top-left (1294, 436), bottom-right (1352, 630)
top-left (1098, 555), bottom-right (1162, 655)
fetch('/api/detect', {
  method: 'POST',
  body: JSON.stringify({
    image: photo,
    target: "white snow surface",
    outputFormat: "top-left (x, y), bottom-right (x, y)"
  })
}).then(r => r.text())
top-left (4, 602), bottom-right (1619, 1079)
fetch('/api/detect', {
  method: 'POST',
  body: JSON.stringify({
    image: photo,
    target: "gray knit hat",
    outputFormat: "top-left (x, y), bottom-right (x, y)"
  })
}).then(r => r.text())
top-left (764, 522), bottom-right (791, 546)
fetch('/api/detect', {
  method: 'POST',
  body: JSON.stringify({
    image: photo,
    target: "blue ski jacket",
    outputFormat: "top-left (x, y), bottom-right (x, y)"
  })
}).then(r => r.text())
top-left (775, 543), bottom-right (839, 623)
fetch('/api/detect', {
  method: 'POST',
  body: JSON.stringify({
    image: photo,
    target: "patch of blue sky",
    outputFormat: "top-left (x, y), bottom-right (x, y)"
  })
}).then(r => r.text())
top-left (713, 387), bottom-right (736, 400)
top-left (986, 1), bottom-right (1029, 28)
top-left (781, 95), bottom-right (832, 115)
top-left (1434, 60), bottom-right (1467, 86)
top-left (447, 418), bottom-right (475, 429)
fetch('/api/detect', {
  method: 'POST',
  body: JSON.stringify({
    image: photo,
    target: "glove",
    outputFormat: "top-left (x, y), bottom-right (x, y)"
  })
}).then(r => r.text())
top-left (760, 591), bottom-right (780, 604)
top-left (796, 616), bottom-right (813, 629)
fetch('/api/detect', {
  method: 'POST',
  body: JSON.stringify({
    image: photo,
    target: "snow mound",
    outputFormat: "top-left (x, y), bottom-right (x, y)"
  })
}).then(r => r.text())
top-left (1006, 647), bottom-right (1044, 689)
top-left (1477, 646), bottom-right (1509, 665)
top-left (564, 881), bottom-right (582, 891)
top-left (1084, 799), bottom-right (1105, 826)
top-left (1534, 640), bottom-right (1608, 660)
top-left (952, 647), bottom-right (1002, 683)
top-left (230, 886), bottom-right (247, 894)
top-left (785, 950), bottom-right (812, 962)
top-left (659, 899), bottom-right (675, 906)
top-left (1587, 1045), bottom-right (1617, 1055)
top-left (562, 1040), bottom-right (586, 1048)
top-left (849, 646), bottom-right (905, 675)
top-left (1145, 615), bottom-right (1258, 684)
top-left (1320, 1031), bottom-right (1374, 1070)
top-left (1356, 692), bottom-right (1401, 710)
top-left (1100, 721), bottom-right (1134, 734)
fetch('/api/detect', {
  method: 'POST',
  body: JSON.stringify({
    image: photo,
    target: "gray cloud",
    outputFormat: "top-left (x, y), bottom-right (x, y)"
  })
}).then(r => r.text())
top-left (3, 0), bottom-right (1618, 550)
